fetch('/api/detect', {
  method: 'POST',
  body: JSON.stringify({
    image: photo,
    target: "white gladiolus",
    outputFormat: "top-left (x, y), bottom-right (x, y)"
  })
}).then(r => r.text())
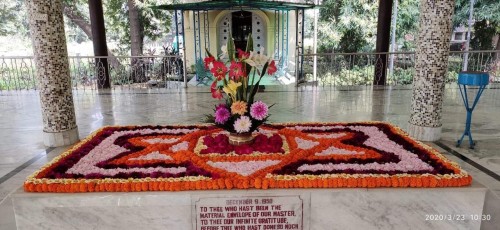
top-left (220, 45), bottom-right (228, 59)
top-left (244, 47), bottom-right (269, 67)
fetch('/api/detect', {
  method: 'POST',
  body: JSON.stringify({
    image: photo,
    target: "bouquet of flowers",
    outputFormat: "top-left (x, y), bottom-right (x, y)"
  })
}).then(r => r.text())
top-left (205, 34), bottom-right (276, 139)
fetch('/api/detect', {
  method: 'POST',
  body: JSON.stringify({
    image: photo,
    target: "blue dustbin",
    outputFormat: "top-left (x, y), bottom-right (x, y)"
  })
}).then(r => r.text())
top-left (456, 71), bottom-right (489, 149)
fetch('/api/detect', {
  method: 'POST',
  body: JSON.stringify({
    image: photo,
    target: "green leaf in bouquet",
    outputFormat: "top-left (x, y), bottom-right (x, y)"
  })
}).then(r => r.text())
top-left (244, 34), bottom-right (253, 76)
top-left (247, 81), bottom-right (259, 105)
top-left (237, 85), bottom-right (244, 101)
top-left (260, 58), bottom-right (270, 78)
top-left (204, 114), bottom-right (215, 123)
top-left (205, 48), bottom-right (215, 58)
top-left (227, 31), bottom-right (236, 61)
top-left (245, 34), bottom-right (253, 53)
top-left (248, 61), bottom-right (269, 104)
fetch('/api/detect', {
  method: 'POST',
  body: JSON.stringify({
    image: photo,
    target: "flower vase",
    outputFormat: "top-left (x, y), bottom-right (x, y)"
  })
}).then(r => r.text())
top-left (228, 132), bottom-right (254, 146)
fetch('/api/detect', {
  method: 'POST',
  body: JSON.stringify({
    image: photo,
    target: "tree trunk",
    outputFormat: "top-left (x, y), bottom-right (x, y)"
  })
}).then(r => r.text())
top-left (128, 0), bottom-right (145, 83)
top-left (62, 3), bottom-right (121, 70)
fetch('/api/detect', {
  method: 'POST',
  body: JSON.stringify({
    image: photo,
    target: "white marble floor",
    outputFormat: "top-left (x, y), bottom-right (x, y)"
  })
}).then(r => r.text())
top-left (0, 84), bottom-right (499, 229)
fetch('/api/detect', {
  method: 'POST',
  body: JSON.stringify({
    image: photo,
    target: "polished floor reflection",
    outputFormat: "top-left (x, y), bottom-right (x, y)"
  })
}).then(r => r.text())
top-left (0, 85), bottom-right (499, 229)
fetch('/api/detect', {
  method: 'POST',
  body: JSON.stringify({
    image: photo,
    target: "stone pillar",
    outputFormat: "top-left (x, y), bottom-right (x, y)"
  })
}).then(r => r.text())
top-left (408, 0), bottom-right (455, 141)
top-left (89, 0), bottom-right (111, 88)
top-left (27, 0), bottom-right (79, 147)
top-left (373, 0), bottom-right (393, 85)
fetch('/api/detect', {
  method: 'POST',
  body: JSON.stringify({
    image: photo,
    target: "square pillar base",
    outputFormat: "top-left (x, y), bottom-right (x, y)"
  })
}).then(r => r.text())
top-left (43, 127), bottom-right (79, 147)
top-left (408, 123), bottom-right (441, 142)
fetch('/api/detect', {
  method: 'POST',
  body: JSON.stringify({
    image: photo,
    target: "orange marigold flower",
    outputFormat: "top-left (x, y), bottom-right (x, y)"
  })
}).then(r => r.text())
top-left (231, 101), bottom-right (248, 115)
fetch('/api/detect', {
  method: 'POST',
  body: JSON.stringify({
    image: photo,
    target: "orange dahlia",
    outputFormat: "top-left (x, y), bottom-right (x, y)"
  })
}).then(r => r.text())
top-left (231, 101), bottom-right (248, 115)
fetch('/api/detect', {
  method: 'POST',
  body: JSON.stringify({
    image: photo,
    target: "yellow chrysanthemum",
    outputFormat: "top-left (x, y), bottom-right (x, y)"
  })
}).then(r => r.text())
top-left (231, 101), bottom-right (248, 115)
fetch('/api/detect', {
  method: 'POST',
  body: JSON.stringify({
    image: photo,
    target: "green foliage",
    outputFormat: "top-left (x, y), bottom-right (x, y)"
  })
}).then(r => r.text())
top-left (317, 65), bottom-right (374, 86)
top-left (453, 0), bottom-right (500, 27)
top-left (392, 67), bottom-right (414, 84)
top-left (318, 0), bottom-right (378, 53)
top-left (318, 0), bottom-right (421, 53)
top-left (0, 1), bottom-right (28, 37)
top-left (0, 2), bottom-right (18, 36)
top-left (314, 64), bottom-right (459, 86)
top-left (317, 0), bottom-right (499, 53)
top-left (105, 0), bottom-right (172, 53)
top-left (63, 1), bottom-right (92, 44)
top-left (470, 20), bottom-right (497, 50)
top-left (337, 27), bottom-right (367, 53)
top-left (396, 0), bottom-right (420, 51)
top-left (453, 0), bottom-right (500, 51)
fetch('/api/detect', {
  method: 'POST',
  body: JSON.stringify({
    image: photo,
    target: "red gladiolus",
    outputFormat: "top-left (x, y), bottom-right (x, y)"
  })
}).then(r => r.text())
top-left (210, 81), bottom-right (223, 99)
top-left (237, 49), bottom-right (250, 59)
top-left (204, 56), bottom-right (215, 70)
top-left (229, 61), bottom-right (245, 81)
top-left (267, 60), bottom-right (277, 75)
top-left (210, 61), bottom-right (227, 80)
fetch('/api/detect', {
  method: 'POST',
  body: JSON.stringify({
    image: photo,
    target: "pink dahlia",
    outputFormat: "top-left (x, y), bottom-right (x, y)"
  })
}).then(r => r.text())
top-left (234, 116), bottom-right (251, 133)
top-left (215, 107), bottom-right (230, 124)
top-left (250, 101), bottom-right (268, 120)
top-left (216, 103), bottom-right (227, 110)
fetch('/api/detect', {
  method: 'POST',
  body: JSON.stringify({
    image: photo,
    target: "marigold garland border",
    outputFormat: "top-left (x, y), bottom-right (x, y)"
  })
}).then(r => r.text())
top-left (24, 122), bottom-right (472, 193)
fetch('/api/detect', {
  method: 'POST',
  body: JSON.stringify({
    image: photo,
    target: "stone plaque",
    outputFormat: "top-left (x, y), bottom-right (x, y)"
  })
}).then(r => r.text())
top-left (194, 195), bottom-right (303, 230)
top-left (33, 13), bottom-right (48, 22)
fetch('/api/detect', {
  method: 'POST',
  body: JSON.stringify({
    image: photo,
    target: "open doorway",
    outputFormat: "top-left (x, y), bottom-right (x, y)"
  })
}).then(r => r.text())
top-left (232, 11), bottom-right (252, 51)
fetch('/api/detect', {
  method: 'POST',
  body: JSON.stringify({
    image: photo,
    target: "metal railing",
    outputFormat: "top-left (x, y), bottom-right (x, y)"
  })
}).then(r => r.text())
top-left (0, 55), bottom-right (185, 91)
top-left (1, 51), bottom-right (498, 90)
top-left (300, 50), bottom-right (499, 86)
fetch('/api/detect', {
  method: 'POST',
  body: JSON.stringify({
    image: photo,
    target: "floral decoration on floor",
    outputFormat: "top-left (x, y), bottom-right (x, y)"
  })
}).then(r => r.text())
top-left (25, 122), bottom-right (472, 193)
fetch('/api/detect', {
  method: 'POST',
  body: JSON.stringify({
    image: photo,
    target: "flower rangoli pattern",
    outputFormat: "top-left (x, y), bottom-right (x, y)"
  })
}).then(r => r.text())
top-left (25, 123), bottom-right (471, 192)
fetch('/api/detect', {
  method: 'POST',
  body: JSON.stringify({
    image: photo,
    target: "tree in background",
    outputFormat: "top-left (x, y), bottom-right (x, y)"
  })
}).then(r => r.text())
top-left (453, 0), bottom-right (500, 51)
top-left (318, 0), bottom-right (378, 53)
top-left (318, 0), bottom-right (421, 53)
top-left (62, 0), bottom-right (122, 69)
top-left (395, 0), bottom-right (420, 51)
top-left (105, 0), bottom-right (171, 82)
top-left (454, 0), bottom-right (499, 78)
top-left (1, 0), bottom-right (171, 57)
top-left (105, 0), bottom-right (172, 55)
top-left (0, 1), bottom-right (24, 36)
top-left (470, 20), bottom-right (497, 51)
